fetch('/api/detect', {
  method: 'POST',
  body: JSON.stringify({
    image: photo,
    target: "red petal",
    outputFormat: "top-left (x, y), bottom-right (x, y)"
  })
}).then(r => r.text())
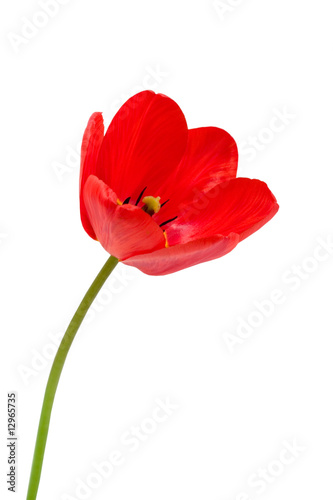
top-left (123, 233), bottom-right (240, 276)
top-left (95, 90), bottom-right (188, 203)
top-left (154, 126), bottom-right (238, 225)
top-left (166, 178), bottom-right (279, 246)
top-left (83, 175), bottom-right (166, 260)
top-left (80, 112), bottom-right (104, 239)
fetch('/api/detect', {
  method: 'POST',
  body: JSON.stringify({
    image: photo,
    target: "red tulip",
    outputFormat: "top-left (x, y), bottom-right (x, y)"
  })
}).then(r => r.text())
top-left (80, 91), bottom-right (278, 275)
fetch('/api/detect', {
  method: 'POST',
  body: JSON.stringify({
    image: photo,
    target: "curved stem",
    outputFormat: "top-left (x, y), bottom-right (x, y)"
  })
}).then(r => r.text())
top-left (26, 255), bottom-right (119, 500)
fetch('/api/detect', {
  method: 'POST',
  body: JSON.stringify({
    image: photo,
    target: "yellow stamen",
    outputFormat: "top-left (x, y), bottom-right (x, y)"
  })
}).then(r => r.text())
top-left (116, 199), bottom-right (122, 206)
top-left (163, 231), bottom-right (169, 248)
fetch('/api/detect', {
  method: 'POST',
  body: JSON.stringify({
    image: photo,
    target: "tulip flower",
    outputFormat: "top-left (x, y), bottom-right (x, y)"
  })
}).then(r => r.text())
top-left (26, 91), bottom-right (278, 500)
top-left (80, 90), bottom-right (278, 275)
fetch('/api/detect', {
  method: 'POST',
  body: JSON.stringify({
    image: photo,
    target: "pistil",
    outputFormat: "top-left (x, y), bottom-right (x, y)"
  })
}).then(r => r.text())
top-left (141, 196), bottom-right (161, 216)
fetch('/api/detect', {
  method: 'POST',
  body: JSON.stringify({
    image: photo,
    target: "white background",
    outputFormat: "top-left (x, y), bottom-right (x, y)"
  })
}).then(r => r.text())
top-left (1, 1), bottom-right (333, 499)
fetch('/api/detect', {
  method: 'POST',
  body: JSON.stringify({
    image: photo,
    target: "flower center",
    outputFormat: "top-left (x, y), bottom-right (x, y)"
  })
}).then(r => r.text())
top-left (141, 196), bottom-right (161, 216)
top-left (118, 187), bottom-right (178, 230)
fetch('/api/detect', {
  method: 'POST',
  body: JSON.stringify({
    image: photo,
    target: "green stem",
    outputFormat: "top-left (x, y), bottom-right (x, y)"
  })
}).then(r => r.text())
top-left (26, 255), bottom-right (119, 500)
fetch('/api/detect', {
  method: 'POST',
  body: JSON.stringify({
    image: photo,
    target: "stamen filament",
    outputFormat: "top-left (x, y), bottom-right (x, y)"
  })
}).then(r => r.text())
top-left (135, 187), bottom-right (147, 206)
top-left (159, 216), bottom-right (178, 227)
